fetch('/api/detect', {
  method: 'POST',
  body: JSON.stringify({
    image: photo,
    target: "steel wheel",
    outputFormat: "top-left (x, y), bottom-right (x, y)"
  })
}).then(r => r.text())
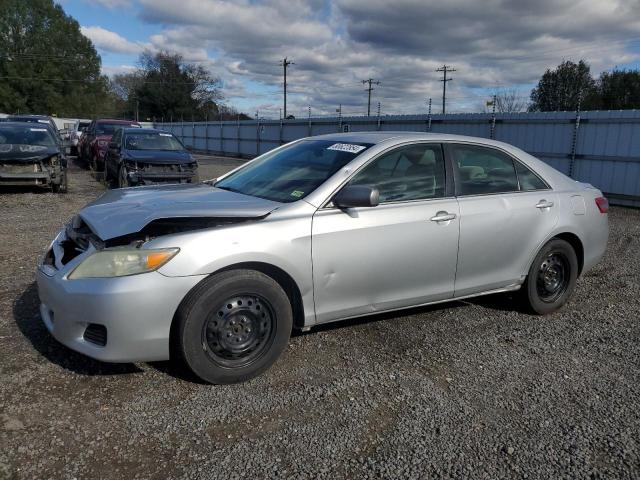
top-left (118, 164), bottom-right (129, 188)
top-left (175, 269), bottom-right (293, 384)
top-left (522, 238), bottom-right (578, 314)
top-left (202, 295), bottom-right (276, 368)
top-left (536, 252), bottom-right (569, 303)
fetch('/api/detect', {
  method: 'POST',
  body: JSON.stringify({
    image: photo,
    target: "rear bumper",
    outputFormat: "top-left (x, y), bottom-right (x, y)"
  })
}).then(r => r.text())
top-left (35, 240), bottom-right (206, 362)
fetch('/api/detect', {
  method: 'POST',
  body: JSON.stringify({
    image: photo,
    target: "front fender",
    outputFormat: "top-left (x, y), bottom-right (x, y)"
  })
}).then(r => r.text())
top-left (149, 203), bottom-right (316, 324)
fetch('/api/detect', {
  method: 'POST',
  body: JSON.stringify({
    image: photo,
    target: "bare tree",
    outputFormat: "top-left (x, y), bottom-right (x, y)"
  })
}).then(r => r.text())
top-left (487, 89), bottom-right (528, 113)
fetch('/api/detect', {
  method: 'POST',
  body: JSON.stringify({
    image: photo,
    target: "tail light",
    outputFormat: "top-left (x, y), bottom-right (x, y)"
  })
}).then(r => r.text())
top-left (595, 196), bottom-right (609, 214)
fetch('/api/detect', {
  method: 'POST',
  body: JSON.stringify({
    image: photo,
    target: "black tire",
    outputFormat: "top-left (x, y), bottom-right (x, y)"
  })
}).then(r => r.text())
top-left (52, 171), bottom-right (68, 193)
top-left (89, 154), bottom-right (97, 172)
top-left (521, 238), bottom-right (578, 314)
top-left (174, 269), bottom-right (293, 384)
top-left (117, 163), bottom-right (130, 188)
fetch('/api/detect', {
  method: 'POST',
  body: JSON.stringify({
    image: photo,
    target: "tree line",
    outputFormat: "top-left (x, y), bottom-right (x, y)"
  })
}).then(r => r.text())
top-left (1, 0), bottom-right (638, 119)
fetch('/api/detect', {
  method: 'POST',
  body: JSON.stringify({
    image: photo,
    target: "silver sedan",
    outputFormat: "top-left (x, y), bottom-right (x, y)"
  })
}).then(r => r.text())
top-left (36, 132), bottom-right (609, 383)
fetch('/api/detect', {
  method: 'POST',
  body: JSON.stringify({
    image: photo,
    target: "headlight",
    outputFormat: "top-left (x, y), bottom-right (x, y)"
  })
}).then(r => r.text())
top-left (68, 247), bottom-right (179, 279)
top-left (97, 140), bottom-right (108, 147)
top-left (49, 155), bottom-right (59, 166)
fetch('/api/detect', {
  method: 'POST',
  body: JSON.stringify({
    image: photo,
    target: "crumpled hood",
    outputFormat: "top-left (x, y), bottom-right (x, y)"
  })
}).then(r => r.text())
top-left (123, 149), bottom-right (193, 164)
top-left (0, 144), bottom-right (59, 162)
top-left (79, 183), bottom-right (281, 240)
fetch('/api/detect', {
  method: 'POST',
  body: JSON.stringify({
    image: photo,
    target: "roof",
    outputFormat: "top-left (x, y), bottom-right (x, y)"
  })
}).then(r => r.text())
top-left (95, 119), bottom-right (140, 124)
top-left (310, 131), bottom-right (517, 149)
top-left (1, 121), bottom-right (57, 132)
top-left (121, 128), bottom-right (169, 134)
top-left (6, 114), bottom-right (52, 119)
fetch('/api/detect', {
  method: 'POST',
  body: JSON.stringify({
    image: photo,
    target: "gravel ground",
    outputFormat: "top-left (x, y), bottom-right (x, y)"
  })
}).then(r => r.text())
top-left (1, 157), bottom-right (639, 479)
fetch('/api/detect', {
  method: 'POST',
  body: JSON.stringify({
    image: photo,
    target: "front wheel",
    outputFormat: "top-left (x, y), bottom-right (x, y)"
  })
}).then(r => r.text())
top-left (174, 270), bottom-right (293, 384)
top-left (521, 238), bottom-right (578, 314)
top-left (117, 164), bottom-right (130, 188)
top-left (52, 171), bottom-right (68, 193)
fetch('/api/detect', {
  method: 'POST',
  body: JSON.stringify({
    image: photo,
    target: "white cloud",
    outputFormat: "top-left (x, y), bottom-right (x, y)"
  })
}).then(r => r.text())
top-left (87, 0), bottom-right (132, 8)
top-left (105, 0), bottom-right (640, 115)
top-left (81, 26), bottom-right (145, 55)
top-left (101, 64), bottom-right (137, 77)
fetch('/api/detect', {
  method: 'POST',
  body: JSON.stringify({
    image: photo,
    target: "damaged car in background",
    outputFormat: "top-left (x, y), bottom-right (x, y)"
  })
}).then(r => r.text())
top-left (105, 128), bottom-right (199, 188)
top-left (0, 122), bottom-right (68, 192)
top-left (36, 133), bottom-right (608, 384)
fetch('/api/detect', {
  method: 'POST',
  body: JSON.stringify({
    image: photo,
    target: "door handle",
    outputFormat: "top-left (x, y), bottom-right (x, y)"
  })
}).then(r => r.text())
top-left (430, 211), bottom-right (457, 222)
top-left (536, 200), bottom-right (554, 209)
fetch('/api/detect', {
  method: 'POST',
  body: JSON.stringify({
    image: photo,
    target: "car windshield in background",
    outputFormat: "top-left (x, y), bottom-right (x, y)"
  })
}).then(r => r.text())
top-left (215, 139), bottom-right (373, 203)
top-left (0, 125), bottom-right (56, 147)
top-left (96, 123), bottom-right (139, 135)
top-left (124, 132), bottom-right (184, 151)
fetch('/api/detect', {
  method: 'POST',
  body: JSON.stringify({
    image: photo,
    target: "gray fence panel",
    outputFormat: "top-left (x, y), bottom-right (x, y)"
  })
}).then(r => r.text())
top-left (155, 110), bottom-right (640, 206)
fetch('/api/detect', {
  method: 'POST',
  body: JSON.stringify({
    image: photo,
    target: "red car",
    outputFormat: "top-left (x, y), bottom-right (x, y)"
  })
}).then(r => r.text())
top-left (79, 119), bottom-right (141, 171)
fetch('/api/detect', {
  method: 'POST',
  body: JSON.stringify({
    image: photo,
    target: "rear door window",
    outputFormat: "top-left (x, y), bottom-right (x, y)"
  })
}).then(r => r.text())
top-left (514, 160), bottom-right (549, 190)
top-left (450, 144), bottom-right (519, 196)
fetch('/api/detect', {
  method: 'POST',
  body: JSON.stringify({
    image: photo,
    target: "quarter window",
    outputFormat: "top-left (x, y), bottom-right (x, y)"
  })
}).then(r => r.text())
top-left (451, 145), bottom-right (519, 195)
top-left (514, 160), bottom-right (548, 190)
top-left (349, 144), bottom-right (446, 202)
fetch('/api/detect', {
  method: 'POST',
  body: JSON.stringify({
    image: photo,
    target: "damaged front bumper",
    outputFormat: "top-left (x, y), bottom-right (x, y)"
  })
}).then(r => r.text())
top-left (125, 162), bottom-right (198, 186)
top-left (0, 161), bottom-right (65, 188)
top-left (36, 228), bottom-right (206, 363)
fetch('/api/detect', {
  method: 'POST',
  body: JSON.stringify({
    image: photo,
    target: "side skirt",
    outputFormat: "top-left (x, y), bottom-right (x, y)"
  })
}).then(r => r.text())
top-left (309, 282), bottom-right (522, 328)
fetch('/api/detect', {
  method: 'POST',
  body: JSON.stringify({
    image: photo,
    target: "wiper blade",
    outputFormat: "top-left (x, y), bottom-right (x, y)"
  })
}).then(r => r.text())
top-left (215, 185), bottom-right (241, 193)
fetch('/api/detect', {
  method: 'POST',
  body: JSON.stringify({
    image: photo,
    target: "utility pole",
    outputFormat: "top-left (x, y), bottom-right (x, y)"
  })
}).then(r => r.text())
top-left (280, 57), bottom-right (294, 118)
top-left (436, 65), bottom-right (455, 114)
top-left (361, 78), bottom-right (380, 116)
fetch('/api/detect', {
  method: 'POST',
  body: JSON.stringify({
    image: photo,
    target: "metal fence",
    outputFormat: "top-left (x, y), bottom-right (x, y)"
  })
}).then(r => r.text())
top-left (155, 110), bottom-right (640, 206)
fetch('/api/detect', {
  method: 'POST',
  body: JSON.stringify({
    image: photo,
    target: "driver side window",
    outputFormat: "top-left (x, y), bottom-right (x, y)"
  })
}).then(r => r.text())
top-left (348, 143), bottom-right (445, 203)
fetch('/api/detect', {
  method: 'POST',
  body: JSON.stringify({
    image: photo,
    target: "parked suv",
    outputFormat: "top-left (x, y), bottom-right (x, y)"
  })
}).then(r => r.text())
top-left (79, 119), bottom-right (141, 171)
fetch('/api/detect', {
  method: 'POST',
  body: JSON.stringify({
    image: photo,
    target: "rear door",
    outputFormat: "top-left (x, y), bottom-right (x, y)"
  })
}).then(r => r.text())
top-left (447, 143), bottom-right (558, 296)
top-left (312, 142), bottom-right (460, 323)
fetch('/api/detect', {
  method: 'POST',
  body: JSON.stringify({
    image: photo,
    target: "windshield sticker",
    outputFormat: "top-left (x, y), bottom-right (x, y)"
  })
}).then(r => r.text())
top-left (327, 143), bottom-right (366, 154)
top-left (30, 128), bottom-right (48, 132)
top-left (159, 133), bottom-right (172, 137)
top-left (290, 190), bottom-right (304, 198)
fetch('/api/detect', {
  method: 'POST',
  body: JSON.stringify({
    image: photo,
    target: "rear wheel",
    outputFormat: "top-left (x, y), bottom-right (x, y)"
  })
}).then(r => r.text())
top-left (174, 270), bottom-right (292, 384)
top-left (522, 238), bottom-right (578, 314)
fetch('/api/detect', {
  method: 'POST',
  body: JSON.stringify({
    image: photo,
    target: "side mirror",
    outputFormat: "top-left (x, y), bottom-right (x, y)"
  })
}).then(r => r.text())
top-left (108, 142), bottom-right (118, 149)
top-left (333, 185), bottom-right (379, 208)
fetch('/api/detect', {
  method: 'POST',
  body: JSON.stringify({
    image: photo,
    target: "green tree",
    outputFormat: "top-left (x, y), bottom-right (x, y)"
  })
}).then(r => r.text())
top-left (112, 51), bottom-right (226, 121)
top-left (595, 69), bottom-right (640, 110)
top-left (0, 0), bottom-right (112, 117)
top-left (529, 60), bottom-right (598, 112)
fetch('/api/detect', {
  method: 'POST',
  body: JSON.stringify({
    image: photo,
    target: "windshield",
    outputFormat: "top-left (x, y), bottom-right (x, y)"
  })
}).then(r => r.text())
top-left (0, 125), bottom-right (56, 147)
top-left (96, 123), bottom-right (139, 135)
top-left (124, 132), bottom-right (185, 151)
top-left (215, 139), bottom-right (373, 203)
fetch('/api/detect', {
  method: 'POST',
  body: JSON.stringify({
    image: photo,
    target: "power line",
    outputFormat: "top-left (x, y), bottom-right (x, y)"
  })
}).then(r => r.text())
top-left (361, 78), bottom-right (380, 116)
top-left (279, 57), bottom-right (294, 118)
top-left (436, 65), bottom-right (456, 114)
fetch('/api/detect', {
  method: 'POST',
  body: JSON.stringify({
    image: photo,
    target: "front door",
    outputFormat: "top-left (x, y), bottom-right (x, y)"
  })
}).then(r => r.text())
top-left (312, 143), bottom-right (460, 323)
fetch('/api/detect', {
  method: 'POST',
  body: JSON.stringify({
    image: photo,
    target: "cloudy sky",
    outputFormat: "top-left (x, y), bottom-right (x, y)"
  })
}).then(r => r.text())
top-left (60, 0), bottom-right (640, 117)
